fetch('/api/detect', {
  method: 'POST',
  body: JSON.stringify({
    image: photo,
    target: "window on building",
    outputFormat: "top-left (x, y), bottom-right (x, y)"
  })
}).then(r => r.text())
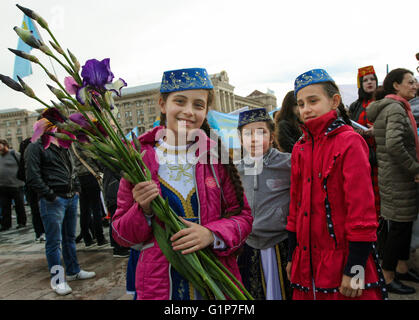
top-left (6, 121), bottom-right (10, 127)
top-left (17, 128), bottom-right (22, 135)
top-left (17, 120), bottom-right (21, 126)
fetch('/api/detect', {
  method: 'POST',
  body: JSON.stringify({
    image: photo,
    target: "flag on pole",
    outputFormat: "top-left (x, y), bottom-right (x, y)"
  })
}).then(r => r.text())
top-left (13, 14), bottom-right (42, 80)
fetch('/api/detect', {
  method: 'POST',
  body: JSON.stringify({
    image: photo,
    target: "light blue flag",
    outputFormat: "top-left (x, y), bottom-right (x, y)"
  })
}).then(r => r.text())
top-left (13, 14), bottom-right (42, 80)
top-left (207, 110), bottom-right (241, 149)
top-left (207, 109), bottom-right (280, 149)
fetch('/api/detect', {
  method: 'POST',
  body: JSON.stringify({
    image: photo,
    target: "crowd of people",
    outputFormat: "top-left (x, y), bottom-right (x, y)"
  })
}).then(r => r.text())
top-left (0, 64), bottom-right (418, 300)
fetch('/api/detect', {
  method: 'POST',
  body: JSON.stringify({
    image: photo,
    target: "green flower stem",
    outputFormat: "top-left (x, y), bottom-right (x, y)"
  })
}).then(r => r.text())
top-left (38, 61), bottom-right (76, 101)
top-left (203, 249), bottom-right (253, 299)
top-left (44, 27), bottom-right (82, 83)
top-left (98, 107), bottom-right (148, 182)
top-left (33, 96), bottom-right (51, 109)
top-left (91, 109), bottom-right (141, 179)
top-left (199, 251), bottom-right (247, 299)
top-left (46, 52), bottom-right (74, 77)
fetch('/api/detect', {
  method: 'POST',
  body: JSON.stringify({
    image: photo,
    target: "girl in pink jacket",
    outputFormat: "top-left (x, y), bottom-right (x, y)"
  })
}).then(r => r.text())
top-left (111, 68), bottom-right (253, 300)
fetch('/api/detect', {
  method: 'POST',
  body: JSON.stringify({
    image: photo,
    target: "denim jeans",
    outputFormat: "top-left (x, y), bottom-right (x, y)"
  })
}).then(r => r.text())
top-left (39, 195), bottom-right (81, 277)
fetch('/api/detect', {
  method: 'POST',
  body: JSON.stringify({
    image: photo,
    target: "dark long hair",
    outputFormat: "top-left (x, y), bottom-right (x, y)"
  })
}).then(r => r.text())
top-left (382, 68), bottom-right (413, 96)
top-left (358, 73), bottom-right (378, 101)
top-left (274, 90), bottom-right (302, 147)
top-left (158, 90), bottom-right (244, 218)
top-left (320, 82), bottom-right (352, 126)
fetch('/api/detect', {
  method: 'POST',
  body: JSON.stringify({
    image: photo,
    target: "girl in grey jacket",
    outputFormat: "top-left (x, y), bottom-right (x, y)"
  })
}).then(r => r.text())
top-left (236, 108), bottom-right (292, 300)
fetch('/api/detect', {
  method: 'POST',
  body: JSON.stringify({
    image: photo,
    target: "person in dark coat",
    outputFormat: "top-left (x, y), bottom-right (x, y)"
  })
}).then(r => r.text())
top-left (367, 68), bottom-right (419, 294)
top-left (103, 167), bottom-right (129, 257)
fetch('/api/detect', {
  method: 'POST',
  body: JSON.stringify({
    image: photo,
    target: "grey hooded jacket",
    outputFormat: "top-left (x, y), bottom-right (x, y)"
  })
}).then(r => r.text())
top-left (236, 148), bottom-right (291, 249)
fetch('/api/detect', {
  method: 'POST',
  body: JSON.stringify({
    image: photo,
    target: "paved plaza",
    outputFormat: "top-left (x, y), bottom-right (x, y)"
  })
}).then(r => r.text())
top-left (0, 207), bottom-right (418, 300)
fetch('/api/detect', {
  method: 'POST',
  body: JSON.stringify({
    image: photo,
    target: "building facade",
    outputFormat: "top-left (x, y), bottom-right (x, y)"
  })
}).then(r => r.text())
top-left (0, 108), bottom-right (39, 150)
top-left (0, 70), bottom-right (277, 146)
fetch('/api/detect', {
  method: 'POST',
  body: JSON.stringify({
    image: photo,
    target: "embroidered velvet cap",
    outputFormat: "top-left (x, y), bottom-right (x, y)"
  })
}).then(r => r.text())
top-left (160, 68), bottom-right (214, 93)
top-left (357, 65), bottom-right (376, 88)
top-left (294, 69), bottom-right (334, 97)
top-left (238, 108), bottom-right (271, 129)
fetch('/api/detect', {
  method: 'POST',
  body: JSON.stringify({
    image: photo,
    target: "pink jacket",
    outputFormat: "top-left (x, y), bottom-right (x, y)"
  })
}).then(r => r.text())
top-left (111, 126), bottom-right (253, 300)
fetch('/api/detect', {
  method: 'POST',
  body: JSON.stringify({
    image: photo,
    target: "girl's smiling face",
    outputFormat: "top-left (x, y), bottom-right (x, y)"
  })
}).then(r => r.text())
top-left (240, 121), bottom-right (273, 158)
top-left (159, 89), bottom-right (209, 145)
top-left (296, 84), bottom-right (340, 123)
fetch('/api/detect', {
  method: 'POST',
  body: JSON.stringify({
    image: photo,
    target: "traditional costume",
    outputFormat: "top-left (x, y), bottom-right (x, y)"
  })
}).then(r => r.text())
top-left (286, 69), bottom-right (387, 300)
top-left (349, 66), bottom-right (380, 218)
top-left (236, 108), bottom-right (293, 300)
top-left (111, 68), bottom-right (253, 300)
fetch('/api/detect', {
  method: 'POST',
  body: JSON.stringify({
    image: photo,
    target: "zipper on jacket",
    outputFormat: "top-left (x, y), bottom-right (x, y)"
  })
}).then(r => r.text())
top-left (193, 164), bottom-right (201, 223)
top-left (307, 129), bottom-right (315, 293)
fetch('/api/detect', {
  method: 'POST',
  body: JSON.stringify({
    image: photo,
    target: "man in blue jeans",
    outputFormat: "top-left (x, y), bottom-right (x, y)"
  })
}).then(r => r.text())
top-left (25, 137), bottom-right (96, 296)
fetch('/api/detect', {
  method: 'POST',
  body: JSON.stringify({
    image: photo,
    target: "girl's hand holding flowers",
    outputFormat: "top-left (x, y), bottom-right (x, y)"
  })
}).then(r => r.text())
top-left (171, 217), bottom-right (214, 255)
top-left (132, 181), bottom-right (160, 215)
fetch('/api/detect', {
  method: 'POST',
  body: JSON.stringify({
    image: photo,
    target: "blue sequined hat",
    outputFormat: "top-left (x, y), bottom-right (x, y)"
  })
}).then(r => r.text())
top-left (294, 69), bottom-right (335, 97)
top-left (238, 108), bottom-right (271, 129)
top-left (160, 68), bottom-right (214, 93)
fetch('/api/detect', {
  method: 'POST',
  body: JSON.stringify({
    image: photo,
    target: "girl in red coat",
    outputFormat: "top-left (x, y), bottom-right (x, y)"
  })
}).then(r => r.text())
top-left (285, 69), bottom-right (387, 300)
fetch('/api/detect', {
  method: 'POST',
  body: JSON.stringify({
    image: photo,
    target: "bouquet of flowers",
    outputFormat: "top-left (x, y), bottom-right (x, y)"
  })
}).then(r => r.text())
top-left (0, 4), bottom-right (253, 300)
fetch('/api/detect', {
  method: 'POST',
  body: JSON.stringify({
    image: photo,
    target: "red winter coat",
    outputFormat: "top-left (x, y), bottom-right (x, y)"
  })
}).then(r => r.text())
top-left (111, 126), bottom-right (253, 300)
top-left (286, 110), bottom-right (383, 300)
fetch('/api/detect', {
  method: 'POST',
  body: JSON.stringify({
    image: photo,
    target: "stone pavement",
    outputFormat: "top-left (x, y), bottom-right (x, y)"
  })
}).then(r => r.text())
top-left (0, 207), bottom-right (132, 300)
top-left (1, 206), bottom-right (418, 300)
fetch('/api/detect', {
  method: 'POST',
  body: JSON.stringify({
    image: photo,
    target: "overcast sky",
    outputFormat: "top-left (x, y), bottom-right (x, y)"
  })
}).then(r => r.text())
top-left (0, 0), bottom-right (418, 112)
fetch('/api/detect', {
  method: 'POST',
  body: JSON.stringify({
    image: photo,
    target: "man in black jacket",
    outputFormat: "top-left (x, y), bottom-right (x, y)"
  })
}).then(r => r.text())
top-left (25, 138), bottom-right (96, 296)
top-left (0, 138), bottom-right (26, 231)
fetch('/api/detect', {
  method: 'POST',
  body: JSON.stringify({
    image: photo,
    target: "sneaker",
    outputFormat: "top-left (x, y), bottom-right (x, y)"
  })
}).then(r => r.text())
top-left (113, 248), bottom-right (130, 258)
top-left (84, 239), bottom-right (96, 248)
top-left (0, 227), bottom-right (10, 232)
top-left (16, 224), bottom-right (26, 229)
top-left (67, 270), bottom-right (96, 281)
top-left (97, 239), bottom-right (109, 247)
top-left (52, 282), bottom-right (72, 296)
top-left (75, 234), bottom-right (83, 244)
top-left (39, 234), bottom-right (46, 242)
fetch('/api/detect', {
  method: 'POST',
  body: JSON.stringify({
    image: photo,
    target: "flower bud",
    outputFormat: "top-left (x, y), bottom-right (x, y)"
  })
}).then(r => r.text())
top-left (13, 26), bottom-right (41, 49)
top-left (0, 74), bottom-right (24, 92)
top-left (38, 43), bottom-right (53, 56)
top-left (8, 48), bottom-right (39, 64)
top-left (16, 5), bottom-right (49, 29)
top-left (17, 76), bottom-right (36, 98)
top-left (47, 84), bottom-right (67, 100)
top-left (49, 41), bottom-right (64, 55)
top-left (67, 49), bottom-right (81, 73)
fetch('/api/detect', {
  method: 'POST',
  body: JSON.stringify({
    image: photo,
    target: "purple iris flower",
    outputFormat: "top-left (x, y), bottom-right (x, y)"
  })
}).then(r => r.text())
top-left (69, 113), bottom-right (90, 129)
top-left (81, 58), bottom-right (114, 90)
